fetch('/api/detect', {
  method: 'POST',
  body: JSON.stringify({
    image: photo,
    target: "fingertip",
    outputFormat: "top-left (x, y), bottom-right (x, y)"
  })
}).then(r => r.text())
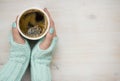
top-left (44, 8), bottom-right (50, 15)
top-left (15, 16), bottom-right (19, 22)
top-left (44, 8), bottom-right (47, 11)
top-left (12, 22), bottom-right (19, 33)
top-left (12, 22), bottom-right (16, 28)
top-left (49, 27), bottom-right (54, 34)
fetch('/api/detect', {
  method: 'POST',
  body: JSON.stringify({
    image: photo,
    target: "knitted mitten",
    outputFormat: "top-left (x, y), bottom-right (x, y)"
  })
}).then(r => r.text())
top-left (31, 37), bottom-right (58, 81)
top-left (0, 34), bottom-right (31, 81)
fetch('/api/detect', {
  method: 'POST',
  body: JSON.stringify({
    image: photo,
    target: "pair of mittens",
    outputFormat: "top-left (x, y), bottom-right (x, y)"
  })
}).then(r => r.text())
top-left (0, 21), bottom-right (58, 81)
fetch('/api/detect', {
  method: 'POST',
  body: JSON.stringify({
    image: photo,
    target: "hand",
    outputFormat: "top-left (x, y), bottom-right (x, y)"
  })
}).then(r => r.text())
top-left (12, 16), bottom-right (25, 44)
top-left (39, 8), bottom-right (57, 50)
top-left (0, 16), bottom-right (31, 81)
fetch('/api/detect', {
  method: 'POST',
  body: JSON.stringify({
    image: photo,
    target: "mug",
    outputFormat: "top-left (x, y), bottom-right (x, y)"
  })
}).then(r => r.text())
top-left (17, 7), bottom-right (50, 40)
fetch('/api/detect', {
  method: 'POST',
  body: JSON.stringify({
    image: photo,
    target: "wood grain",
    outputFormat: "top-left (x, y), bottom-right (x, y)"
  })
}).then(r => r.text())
top-left (0, 0), bottom-right (120, 81)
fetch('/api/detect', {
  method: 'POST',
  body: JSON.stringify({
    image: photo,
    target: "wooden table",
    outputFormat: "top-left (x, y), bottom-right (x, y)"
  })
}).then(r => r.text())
top-left (0, 0), bottom-right (120, 81)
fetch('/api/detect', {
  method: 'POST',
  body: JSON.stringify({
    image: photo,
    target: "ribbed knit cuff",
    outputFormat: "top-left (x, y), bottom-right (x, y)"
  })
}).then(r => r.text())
top-left (31, 37), bottom-right (58, 81)
top-left (0, 34), bottom-right (30, 81)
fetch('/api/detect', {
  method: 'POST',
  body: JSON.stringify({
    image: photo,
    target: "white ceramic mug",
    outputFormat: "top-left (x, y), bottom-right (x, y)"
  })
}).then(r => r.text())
top-left (17, 7), bottom-right (50, 40)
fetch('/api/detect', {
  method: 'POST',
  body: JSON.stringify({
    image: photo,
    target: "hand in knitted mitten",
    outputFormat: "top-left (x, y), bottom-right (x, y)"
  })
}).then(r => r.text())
top-left (31, 8), bottom-right (58, 81)
top-left (0, 18), bottom-right (31, 81)
top-left (31, 37), bottom-right (58, 81)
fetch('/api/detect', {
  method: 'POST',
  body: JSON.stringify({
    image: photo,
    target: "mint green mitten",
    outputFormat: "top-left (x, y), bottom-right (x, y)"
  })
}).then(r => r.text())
top-left (31, 37), bottom-right (58, 81)
top-left (0, 34), bottom-right (31, 81)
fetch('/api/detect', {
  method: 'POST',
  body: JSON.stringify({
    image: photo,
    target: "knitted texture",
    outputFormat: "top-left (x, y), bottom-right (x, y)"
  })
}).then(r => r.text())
top-left (0, 34), bottom-right (31, 81)
top-left (31, 37), bottom-right (58, 81)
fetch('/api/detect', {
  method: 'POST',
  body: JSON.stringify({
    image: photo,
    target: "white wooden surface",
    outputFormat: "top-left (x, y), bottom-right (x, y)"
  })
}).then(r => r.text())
top-left (0, 0), bottom-right (120, 81)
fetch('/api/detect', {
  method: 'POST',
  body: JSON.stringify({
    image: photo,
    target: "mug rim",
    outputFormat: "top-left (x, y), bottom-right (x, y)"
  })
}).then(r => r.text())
top-left (17, 7), bottom-right (50, 40)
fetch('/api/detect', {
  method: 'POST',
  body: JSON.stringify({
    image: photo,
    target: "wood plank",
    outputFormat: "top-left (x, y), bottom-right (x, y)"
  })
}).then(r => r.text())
top-left (0, 0), bottom-right (120, 81)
